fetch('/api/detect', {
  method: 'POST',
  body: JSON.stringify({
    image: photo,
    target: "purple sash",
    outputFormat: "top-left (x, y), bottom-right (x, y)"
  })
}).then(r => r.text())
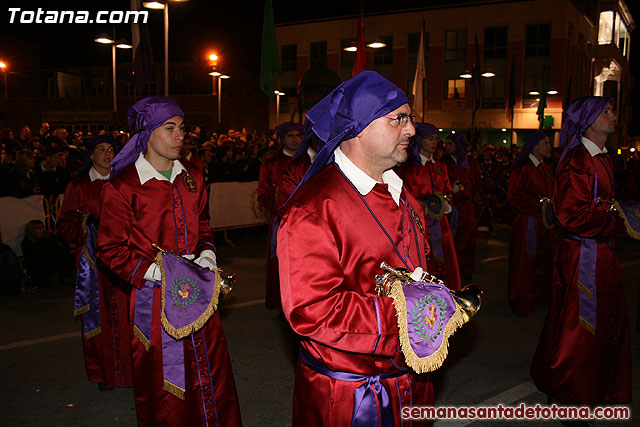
top-left (564, 234), bottom-right (597, 334)
top-left (299, 347), bottom-right (404, 427)
top-left (73, 219), bottom-right (101, 339)
top-left (525, 215), bottom-right (537, 259)
top-left (133, 253), bottom-right (221, 400)
top-left (450, 206), bottom-right (459, 237)
top-left (389, 280), bottom-right (465, 373)
top-left (427, 218), bottom-right (445, 263)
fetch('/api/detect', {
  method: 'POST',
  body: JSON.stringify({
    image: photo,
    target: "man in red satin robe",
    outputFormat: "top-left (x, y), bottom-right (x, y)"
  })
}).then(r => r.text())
top-left (507, 132), bottom-right (556, 315)
top-left (57, 134), bottom-right (133, 390)
top-left (257, 121), bottom-right (302, 309)
top-left (97, 97), bottom-right (242, 426)
top-left (277, 127), bottom-right (319, 211)
top-left (530, 97), bottom-right (631, 412)
top-left (443, 134), bottom-right (481, 282)
top-left (278, 71), bottom-right (434, 427)
top-left (397, 123), bottom-right (461, 291)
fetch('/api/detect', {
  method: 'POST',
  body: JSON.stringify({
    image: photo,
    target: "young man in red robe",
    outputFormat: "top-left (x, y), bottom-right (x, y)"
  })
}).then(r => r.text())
top-left (57, 134), bottom-right (133, 390)
top-left (257, 121), bottom-right (302, 309)
top-left (277, 71), bottom-right (434, 426)
top-left (443, 134), bottom-right (482, 282)
top-left (507, 132), bottom-right (556, 315)
top-left (530, 97), bottom-right (631, 415)
top-left (397, 122), bottom-right (461, 291)
top-left (97, 97), bottom-right (242, 426)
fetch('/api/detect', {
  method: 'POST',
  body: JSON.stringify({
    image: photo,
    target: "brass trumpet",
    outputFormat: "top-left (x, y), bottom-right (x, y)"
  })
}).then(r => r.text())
top-left (375, 262), bottom-right (482, 322)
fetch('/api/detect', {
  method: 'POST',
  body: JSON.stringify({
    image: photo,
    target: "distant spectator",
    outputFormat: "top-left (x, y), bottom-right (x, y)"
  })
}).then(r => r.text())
top-left (0, 227), bottom-right (23, 296)
top-left (6, 149), bottom-right (40, 198)
top-left (36, 147), bottom-right (71, 200)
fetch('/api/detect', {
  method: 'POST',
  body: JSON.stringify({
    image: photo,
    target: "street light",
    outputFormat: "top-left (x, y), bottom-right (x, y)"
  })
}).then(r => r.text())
top-left (94, 34), bottom-right (133, 113)
top-left (0, 61), bottom-right (6, 99)
top-left (206, 72), bottom-right (229, 126)
top-left (274, 91), bottom-right (285, 125)
top-left (143, 0), bottom-right (190, 96)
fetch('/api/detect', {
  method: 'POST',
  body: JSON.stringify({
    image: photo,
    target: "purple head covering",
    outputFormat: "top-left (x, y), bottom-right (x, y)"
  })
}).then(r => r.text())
top-left (110, 96), bottom-right (184, 176)
top-left (511, 132), bottom-right (547, 170)
top-left (446, 133), bottom-right (469, 169)
top-left (276, 121), bottom-right (303, 140)
top-left (557, 96), bottom-right (612, 167)
top-left (77, 134), bottom-right (116, 177)
top-left (294, 70), bottom-right (409, 190)
top-left (408, 123), bottom-right (438, 164)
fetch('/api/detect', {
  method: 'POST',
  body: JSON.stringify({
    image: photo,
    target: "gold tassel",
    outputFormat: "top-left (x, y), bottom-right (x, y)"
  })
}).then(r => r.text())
top-left (164, 379), bottom-right (186, 400)
top-left (158, 252), bottom-right (221, 340)
top-left (133, 325), bottom-right (150, 351)
top-left (390, 282), bottom-right (466, 373)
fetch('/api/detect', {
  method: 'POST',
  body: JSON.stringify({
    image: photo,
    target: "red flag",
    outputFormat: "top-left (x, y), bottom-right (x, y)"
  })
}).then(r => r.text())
top-left (352, 4), bottom-right (367, 76)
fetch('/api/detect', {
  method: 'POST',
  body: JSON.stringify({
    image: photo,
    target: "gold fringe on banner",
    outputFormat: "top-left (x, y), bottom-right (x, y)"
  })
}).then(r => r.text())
top-left (390, 282), bottom-right (466, 373)
top-left (157, 252), bottom-right (222, 340)
top-left (614, 201), bottom-right (640, 240)
top-left (164, 379), bottom-right (186, 400)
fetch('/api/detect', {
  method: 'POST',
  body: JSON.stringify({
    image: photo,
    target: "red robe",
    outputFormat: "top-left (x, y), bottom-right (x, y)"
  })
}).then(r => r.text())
top-left (443, 155), bottom-right (481, 276)
top-left (277, 152), bottom-right (312, 212)
top-left (278, 164), bottom-right (434, 427)
top-left (56, 173), bottom-right (133, 389)
top-left (257, 151), bottom-right (293, 309)
top-left (397, 159), bottom-right (461, 291)
top-left (507, 158), bottom-right (556, 315)
top-left (97, 161), bottom-right (242, 426)
top-left (530, 144), bottom-right (631, 406)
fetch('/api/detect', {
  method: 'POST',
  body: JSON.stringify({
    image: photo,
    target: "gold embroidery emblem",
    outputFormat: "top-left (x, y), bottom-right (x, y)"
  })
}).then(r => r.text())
top-left (183, 175), bottom-right (197, 192)
top-left (411, 208), bottom-right (426, 236)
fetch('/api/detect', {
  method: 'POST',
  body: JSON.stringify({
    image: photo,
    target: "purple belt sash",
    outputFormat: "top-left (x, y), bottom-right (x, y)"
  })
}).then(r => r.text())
top-left (525, 215), bottom-right (537, 259)
top-left (450, 207), bottom-right (459, 237)
top-left (427, 218), bottom-right (444, 263)
top-left (299, 347), bottom-right (407, 427)
top-left (73, 221), bottom-right (101, 339)
top-left (563, 233), bottom-right (598, 334)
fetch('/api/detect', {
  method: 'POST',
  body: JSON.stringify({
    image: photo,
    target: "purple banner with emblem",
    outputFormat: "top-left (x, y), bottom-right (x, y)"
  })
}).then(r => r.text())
top-left (159, 252), bottom-right (220, 340)
top-left (615, 200), bottom-right (640, 240)
top-left (73, 220), bottom-right (101, 339)
top-left (390, 281), bottom-right (466, 373)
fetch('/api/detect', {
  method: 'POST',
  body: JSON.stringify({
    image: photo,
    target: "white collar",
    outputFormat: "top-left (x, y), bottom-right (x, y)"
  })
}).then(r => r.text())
top-left (135, 152), bottom-right (187, 185)
top-left (528, 153), bottom-right (542, 167)
top-left (282, 148), bottom-right (294, 157)
top-left (449, 154), bottom-right (457, 164)
top-left (581, 136), bottom-right (608, 157)
top-left (420, 153), bottom-right (435, 165)
top-left (334, 146), bottom-right (403, 206)
top-left (89, 167), bottom-right (110, 181)
top-left (307, 147), bottom-right (316, 163)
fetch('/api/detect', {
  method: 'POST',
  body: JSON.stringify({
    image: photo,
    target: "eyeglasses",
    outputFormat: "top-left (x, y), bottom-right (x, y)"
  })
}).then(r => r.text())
top-left (383, 113), bottom-right (415, 126)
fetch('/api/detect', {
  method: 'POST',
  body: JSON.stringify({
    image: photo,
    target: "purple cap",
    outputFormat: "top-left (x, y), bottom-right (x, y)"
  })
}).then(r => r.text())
top-left (447, 133), bottom-right (470, 169)
top-left (511, 132), bottom-right (547, 170)
top-left (557, 96), bottom-right (612, 167)
top-left (276, 122), bottom-right (303, 140)
top-left (408, 122), bottom-right (438, 164)
top-left (110, 96), bottom-right (184, 177)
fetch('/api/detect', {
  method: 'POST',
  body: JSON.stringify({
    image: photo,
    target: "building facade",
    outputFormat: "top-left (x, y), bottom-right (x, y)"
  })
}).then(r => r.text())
top-left (274, 0), bottom-right (634, 148)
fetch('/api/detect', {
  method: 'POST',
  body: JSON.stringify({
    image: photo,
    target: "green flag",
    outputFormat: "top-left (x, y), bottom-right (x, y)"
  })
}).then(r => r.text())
top-left (260, 0), bottom-right (280, 102)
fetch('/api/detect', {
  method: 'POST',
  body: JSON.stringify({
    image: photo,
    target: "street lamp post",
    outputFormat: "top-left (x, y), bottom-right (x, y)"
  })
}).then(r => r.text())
top-left (95, 34), bottom-right (132, 113)
top-left (0, 61), bottom-right (6, 99)
top-left (218, 74), bottom-right (230, 126)
top-left (274, 91), bottom-right (284, 126)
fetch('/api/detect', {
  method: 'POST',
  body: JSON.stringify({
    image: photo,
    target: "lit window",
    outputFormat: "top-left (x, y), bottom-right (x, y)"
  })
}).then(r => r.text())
top-left (598, 11), bottom-right (614, 45)
top-left (447, 79), bottom-right (465, 99)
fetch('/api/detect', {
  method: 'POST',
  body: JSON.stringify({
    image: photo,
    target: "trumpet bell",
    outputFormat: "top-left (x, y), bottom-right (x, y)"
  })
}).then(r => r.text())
top-left (451, 284), bottom-right (483, 323)
top-left (220, 273), bottom-right (235, 298)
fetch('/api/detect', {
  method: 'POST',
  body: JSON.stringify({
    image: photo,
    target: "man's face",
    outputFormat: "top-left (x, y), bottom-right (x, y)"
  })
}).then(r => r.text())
top-left (54, 152), bottom-right (66, 167)
top-left (532, 136), bottom-right (552, 159)
top-left (282, 130), bottom-right (302, 153)
top-left (445, 138), bottom-right (456, 155)
top-left (20, 127), bottom-right (31, 139)
top-left (147, 116), bottom-right (185, 162)
top-left (420, 133), bottom-right (439, 155)
top-left (91, 143), bottom-right (115, 170)
top-left (589, 103), bottom-right (617, 135)
top-left (40, 122), bottom-right (50, 134)
top-left (359, 103), bottom-right (415, 168)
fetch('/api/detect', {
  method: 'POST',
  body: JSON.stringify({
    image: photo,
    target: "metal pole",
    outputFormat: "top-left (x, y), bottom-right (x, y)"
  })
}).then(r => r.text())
top-left (217, 76), bottom-right (222, 125)
top-left (112, 43), bottom-right (117, 113)
top-left (2, 71), bottom-right (6, 99)
top-left (164, 3), bottom-right (169, 96)
top-left (276, 94), bottom-right (280, 126)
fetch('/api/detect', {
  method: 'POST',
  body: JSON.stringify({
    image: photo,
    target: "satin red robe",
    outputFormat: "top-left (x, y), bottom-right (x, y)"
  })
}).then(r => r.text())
top-left (397, 159), bottom-right (461, 291)
top-left (277, 152), bottom-right (312, 212)
top-left (97, 161), bottom-right (242, 426)
top-left (443, 155), bottom-right (481, 276)
top-left (278, 164), bottom-right (434, 427)
top-left (530, 144), bottom-right (631, 406)
top-left (507, 159), bottom-right (556, 315)
top-left (56, 173), bottom-right (133, 389)
top-left (257, 151), bottom-right (293, 309)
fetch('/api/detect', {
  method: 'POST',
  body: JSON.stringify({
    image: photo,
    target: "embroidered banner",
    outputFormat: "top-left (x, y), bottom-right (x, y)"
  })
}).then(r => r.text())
top-left (614, 200), bottom-right (640, 240)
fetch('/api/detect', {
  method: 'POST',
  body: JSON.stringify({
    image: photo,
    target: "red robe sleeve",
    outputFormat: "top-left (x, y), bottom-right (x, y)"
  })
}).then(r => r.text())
top-left (56, 180), bottom-right (85, 245)
top-left (278, 205), bottom-right (399, 357)
top-left (508, 164), bottom-right (542, 217)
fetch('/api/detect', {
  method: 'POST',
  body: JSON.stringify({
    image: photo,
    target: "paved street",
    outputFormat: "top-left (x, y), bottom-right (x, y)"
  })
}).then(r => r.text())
top-left (1, 224), bottom-right (639, 426)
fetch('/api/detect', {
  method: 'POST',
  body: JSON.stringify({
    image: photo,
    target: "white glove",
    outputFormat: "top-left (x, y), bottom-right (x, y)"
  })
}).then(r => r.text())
top-left (143, 263), bottom-right (162, 282)
top-left (443, 200), bottom-right (453, 214)
top-left (194, 249), bottom-right (217, 271)
top-left (181, 254), bottom-right (195, 261)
